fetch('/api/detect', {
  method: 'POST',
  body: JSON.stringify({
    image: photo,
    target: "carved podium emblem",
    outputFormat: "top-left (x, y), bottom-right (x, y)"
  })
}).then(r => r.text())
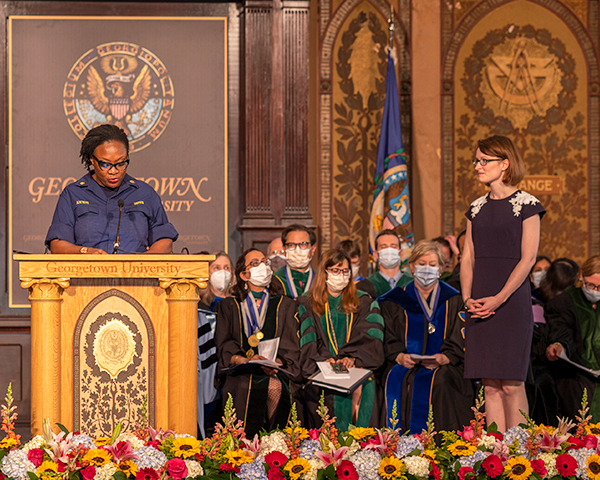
top-left (93, 319), bottom-right (137, 379)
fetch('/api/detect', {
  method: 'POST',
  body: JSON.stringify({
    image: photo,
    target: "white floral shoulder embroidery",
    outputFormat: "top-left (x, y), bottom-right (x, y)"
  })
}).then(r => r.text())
top-left (470, 194), bottom-right (489, 219)
top-left (508, 191), bottom-right (540, 217)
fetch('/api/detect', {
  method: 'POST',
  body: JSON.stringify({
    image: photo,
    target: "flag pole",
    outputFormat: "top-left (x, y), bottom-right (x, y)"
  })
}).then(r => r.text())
top-left (388, 5), bottom-right (394, 48)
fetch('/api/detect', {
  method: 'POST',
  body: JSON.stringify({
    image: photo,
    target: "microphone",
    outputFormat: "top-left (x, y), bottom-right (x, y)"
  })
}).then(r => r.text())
top-left (113, 199), bottom-right (124, 254)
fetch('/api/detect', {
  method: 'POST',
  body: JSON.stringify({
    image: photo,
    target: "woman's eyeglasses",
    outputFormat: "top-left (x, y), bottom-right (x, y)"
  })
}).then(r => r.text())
top-left (472, 157), bottom-right (503, 167)
top-left (92, 155), bottom-right (130, 171)
top-left (245, 258), bottom-right (271, 269)
top-left (327, 267), bottom-right (351, 276)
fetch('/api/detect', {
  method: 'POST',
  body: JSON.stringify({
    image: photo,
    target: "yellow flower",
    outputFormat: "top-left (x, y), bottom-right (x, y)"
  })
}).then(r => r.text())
top-left (587, 423), bottom-right (600, 436)
top-left (224, 449), bottom-right (254, 467)
top-left (534, 424), bottom-right (555, 436)
top-left (94, 436), bottom-right (111, 446)
top-left (379, 456), bottom-right (406, 480)
top-left (0, 437), bottom-right (19, 449)
top-left (116, 460), bottom-right (138, 477)
top-left (587, 454), bottom-right (600, 480)
top-left (423, 449), bottom-right (437, 463)
top-left (83, 448), bottom-right (112, 467)
top-left (284, 458), bottom-right (312, 480)
top-left (284, 426), bottom-right (310, 441)
top-left (504, 456), bottom-right (533, 480)
top-left (37, 460), bottom-right (59, 476)
top-left (447, 440), bottom-right (477, 457)
top-left (172, 436), bottom-right (201, 458)
top-left (348, 427), bottom-right (376, 440)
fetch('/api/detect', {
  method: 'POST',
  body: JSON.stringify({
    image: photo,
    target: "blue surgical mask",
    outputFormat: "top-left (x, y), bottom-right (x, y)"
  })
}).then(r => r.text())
top-left (378, 247), bottom-right (400, 269)
top-left (583, 286), bottom-right (600, 303)
top-left (413, 265), bottom-right (440, 287)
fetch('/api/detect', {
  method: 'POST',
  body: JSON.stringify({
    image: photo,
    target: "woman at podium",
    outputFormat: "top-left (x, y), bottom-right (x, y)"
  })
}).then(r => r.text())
top-left (45, 124), bottom-right (178, 254)
top-left (214, 248), bottom-right (301, 437)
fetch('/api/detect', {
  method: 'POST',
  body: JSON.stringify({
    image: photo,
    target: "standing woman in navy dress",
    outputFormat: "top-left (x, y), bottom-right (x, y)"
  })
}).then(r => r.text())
top-left (461, 135), bottom-right (545, 432)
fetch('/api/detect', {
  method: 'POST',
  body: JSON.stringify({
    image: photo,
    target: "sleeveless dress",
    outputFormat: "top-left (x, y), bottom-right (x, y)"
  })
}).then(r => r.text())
top-left (464, 190), bottom-right (545, 381)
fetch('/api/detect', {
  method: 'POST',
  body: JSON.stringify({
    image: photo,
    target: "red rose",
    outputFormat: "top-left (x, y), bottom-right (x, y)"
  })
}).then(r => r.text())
top-left (27, 448), bottom-right (44, 468)
top-left (146, 440), bottom-right (161, 450)
top-left (584, 435), bottom-right (599, 449)
top-left (80, 466), bottom-right (96, 480)
top-left (531, 459), bottom-right (547, 477)
top-left (336, 460), bottom-right (359, 480)
top-left (166, 458), bottom-right (188, 480)
top-left (136, 468), bottom-right (159, 480)
top-left (219, 463), bottom-right (240, 473)
top-left (566, 436), bottom-right (584, 450)
top-left (265, 451), bottom-right (288, 468)
top-left (0, 470), bottom-right (5, 480)
top-left (267, 467), bottom-right (286, 480)
top-left (458, 466), bottom-right (475, 480)
top-left (482, 454), bottom-right (503, 478)
top-left (487, 432), bottom-right (504, 441)
top-left (458, 426), bottom-right (476, 442)
top-left (556, 454), bottom-right (578, 476)
top-left (430, 462), bottom-right (441, 480)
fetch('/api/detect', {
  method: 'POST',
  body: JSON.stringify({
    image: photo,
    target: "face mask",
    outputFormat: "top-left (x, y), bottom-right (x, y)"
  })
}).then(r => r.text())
top-left (583, 286), bottom-right (600, 303)
top-left (413, 265), bottom-right (440, 287)
top-left (286, 247), bottom-right (312, 269)
top-left (351, 265), bottom-right (360, 279)
top-left (248, 263), bottom-right (273, 288)
top-left (378, 247), bottom-right (400, 269)
top-left (531, 270), bottom-right (546, 289)
top-left (326, 273), bottom-right (350, 293)
top-left (268, 254), bottom-right (287, 272)
top-left (210, 269), bottom-right (231, 292)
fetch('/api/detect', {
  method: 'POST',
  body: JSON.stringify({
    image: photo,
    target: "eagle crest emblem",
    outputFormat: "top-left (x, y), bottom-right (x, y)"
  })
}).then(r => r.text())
top-left (63, 42), bottom-right (174, 152)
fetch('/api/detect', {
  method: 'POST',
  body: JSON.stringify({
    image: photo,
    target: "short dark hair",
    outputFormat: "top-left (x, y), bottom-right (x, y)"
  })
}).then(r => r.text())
top-left (338, 239), bottom-right (361, 258)
top-left (231, 247), bottom-right (281, 301)
top-left (80, 124), bottom-right (129, 171)
top-left (456, 230), bottom-right (466, 253)
top-left (478, 135), bottom-right (525, 185)
top-left (281, 224), bottom-right (317, 246)
top-left (539, 257), bottom-right (579, 302)
top-left (431, 236), bottom-right (451, 260)
top-left (375, 229), bottom-right (399, 250)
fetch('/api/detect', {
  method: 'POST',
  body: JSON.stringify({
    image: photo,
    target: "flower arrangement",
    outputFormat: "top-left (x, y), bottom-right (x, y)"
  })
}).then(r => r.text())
top-left (3, 386), bottom-right (600, 480)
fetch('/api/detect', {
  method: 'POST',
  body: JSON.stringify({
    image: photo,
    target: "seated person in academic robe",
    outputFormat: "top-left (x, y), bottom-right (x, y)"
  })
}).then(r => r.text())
top-left (274, 224), bottom-right (317, 298)
top-left (45, 124), bottom-right (177, 254)
top-left (546, 255), bottom-right (600, 421)
top-left (215, 248), bottom-right (301, 437)
top-left (197, 252), bottom-right (234, 439)
top-left (357, 229), bottom-right (412, 299)
top-left (298, 248), bottom-right (385, 431)
top-left (378, 240), bottom-right (474, 433)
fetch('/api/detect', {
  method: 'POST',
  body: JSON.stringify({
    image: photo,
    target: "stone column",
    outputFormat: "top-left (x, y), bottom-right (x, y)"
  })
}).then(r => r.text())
top-left (159, 278), bottom-right (205, 435)
top-left (21, 278), bottom-right (69, 436)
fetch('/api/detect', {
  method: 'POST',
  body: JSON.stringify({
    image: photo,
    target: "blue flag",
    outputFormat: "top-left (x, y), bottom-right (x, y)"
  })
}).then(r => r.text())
top-left (369, 51), bottom-right (413, 264)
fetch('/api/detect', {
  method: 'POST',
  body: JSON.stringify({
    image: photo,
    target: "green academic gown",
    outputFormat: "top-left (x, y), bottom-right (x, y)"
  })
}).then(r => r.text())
top-left (357, 271), bottom-right (413, 299)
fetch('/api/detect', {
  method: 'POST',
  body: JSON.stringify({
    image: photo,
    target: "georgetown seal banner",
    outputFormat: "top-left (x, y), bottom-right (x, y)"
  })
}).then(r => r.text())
top-left (63, 42), bottom-right (175, 152)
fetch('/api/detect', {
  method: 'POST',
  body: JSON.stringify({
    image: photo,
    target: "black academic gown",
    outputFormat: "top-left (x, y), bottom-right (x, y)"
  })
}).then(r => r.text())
top-left (378, 281), bottom-right (474, 433)
top-left (215, 294), bottom-right (300, 437)
top-left (297, 293), bottom-right (385, 430)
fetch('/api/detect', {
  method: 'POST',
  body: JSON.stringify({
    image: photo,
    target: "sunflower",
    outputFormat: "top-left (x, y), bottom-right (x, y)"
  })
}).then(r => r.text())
top-left (587, 423), bottom-right (600, 436)
top-left (447, 440), bottom-right (477, 457)
top-left (116, 460), bottom-right (138, 477)
top-left (348, 427), bottom-right (376, 440)
top-left (284, 426), bottom-right (310, 441)
top-left (94, 437), bottom-right (111, 446)
top-left (172, 436), bottom-right (201, 458)
top-left (423, 449), bottom-right (437, 463)
top-left (36, 460), bottom-right (58, 478)
top-left (379, 456), bottom-right (406, 480)
top-left (587, 454), bottom-right (600, 480)
top-left (83, 448), bottom-right (112, 467)
top-left (284, 458), bottom-right (312, 480)
top-left (224, 449), bottom-right (254, 467)
top-left (504, 456), bottom-right (533, 480)
top-left (0, 437), bottom-right (19, 449)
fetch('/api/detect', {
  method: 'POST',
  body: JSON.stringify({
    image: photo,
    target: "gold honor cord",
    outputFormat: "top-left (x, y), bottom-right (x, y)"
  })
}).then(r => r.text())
top-left (324, 302), bottom-right (354, 356)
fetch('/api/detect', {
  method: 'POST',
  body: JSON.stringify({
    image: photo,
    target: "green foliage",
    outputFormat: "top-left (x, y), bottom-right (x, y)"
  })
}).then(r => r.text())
top-left (57, 423), bottom-right (70, 434)
top-left (317, 464), bottom-right (337, 480)
top-left (112, 471), bottom-right (127, 480)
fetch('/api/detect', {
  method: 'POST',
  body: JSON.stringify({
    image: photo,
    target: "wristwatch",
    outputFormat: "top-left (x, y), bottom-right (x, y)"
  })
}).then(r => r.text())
top-left (80, 246), bottom-right (88, 254)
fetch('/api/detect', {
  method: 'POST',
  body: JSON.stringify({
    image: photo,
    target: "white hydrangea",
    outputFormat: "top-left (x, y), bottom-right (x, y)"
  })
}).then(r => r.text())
top-left (570, 448), bottom-right (595, 479)
top-left (346, 439), bottom-right (361, 456)
top-left (404, 455), bottom-right (430, 477)
top-left (1, 449), bottom-right (35, 480)
top-left (536, 452), bottom-right (558, 479)
top-left (259, 431), bottom-right (290, 457)
top-left (478, 434), bottom-right (498, 450)
top-left (116, 433), bottom-right (145, 450)
top-left (22, 435), bottom-right (45, 452)
top-left (184, 459), bottom-right (204, 477)
top-left (304, 458), bottom-right (326, 480)
top-left (94, 463), bottom-right (117, 480)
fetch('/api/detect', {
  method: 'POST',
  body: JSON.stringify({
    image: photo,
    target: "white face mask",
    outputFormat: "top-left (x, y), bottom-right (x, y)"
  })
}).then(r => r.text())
top-left (378, 247), bottom-right (400, 269)
top-left (531, 270), bottom-right (547, 289)
top-left (351, 265), bottom-right (360, 279)
top-left (248, 263), bottom-right (273, 288)
top-left (210, 269), bottom-right (231, 292)
top-left (413, 265), bottom-right (440, 287)
top-left (583, 285), bottom-right (600, 303)
top-left (326, 273), bottom-right (350, 293)
top-left (286, 247), bottom-right (312, 269)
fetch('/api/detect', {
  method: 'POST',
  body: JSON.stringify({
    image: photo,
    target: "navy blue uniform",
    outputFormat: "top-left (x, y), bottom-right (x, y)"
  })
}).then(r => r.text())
top-left (45, 172), bottom-right (178, 253)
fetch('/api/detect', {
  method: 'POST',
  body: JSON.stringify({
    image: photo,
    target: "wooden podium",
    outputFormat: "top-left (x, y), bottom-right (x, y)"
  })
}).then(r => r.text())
top-left (14, 254), bottom-right (213, 437)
